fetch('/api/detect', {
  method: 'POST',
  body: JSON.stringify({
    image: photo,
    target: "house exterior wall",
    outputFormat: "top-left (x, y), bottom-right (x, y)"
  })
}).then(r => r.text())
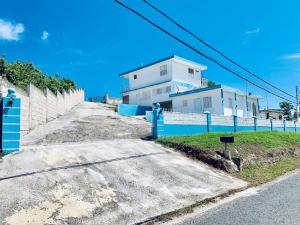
top-left (172, 89), bottom-right (222, 114)
top-left (223, 91), bottom-right (259, 117)
top-left (125, 58), bottom-right (203, 91)
top-left (126, 81), bottom-right (173, 106)
top-left (171, 88), bottom-right (259, 117)
top-left (122, 57), bottom-right (205, 107)
top-left (120, 56), bottom-right (259, 118)
top-left (171, 60), bottom-right (202, 88)
top-left (260, 110), bottom-right (283, 120)
top-left (127, 61), bottom-right (172, 90)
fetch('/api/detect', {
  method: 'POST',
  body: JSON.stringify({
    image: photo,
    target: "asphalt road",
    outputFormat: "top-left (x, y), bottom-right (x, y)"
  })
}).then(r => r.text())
top-left (172, 170), bottom-right (300, 225)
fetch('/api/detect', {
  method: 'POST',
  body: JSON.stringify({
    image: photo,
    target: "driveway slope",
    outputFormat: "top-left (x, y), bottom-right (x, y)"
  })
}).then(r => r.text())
top-left (0, 103), bottom-right (246, 225)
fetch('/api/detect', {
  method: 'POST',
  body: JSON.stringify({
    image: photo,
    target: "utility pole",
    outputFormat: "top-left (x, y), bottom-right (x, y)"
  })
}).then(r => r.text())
top-left (296, 86), bottom-right (299, 121)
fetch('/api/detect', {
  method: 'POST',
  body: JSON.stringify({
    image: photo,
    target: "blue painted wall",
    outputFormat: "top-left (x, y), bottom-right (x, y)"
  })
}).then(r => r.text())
top-left (152, 109), bottom-right (299, 138)
top-left (1, 96), bottom-right (21, 154)
top-left (158, 124), bottom-right (208, 137)
top-left (118, 104), bottom-right (152, 116)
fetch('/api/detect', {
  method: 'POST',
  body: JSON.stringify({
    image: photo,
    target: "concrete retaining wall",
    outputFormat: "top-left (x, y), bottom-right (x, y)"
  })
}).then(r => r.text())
top-left (152, 108), bottom-right (300, 138)
top-left (0, 77), bottom-right (84, 138)
top-left (29, 84), bottom-right (47, 130)
top-left (46, 89), bottom-right (58, 121)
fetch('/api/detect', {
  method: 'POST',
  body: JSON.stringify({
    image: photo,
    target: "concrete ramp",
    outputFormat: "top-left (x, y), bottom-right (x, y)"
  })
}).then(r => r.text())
top-left (22, 102), bottom-right (151, 145)
top-left (0, 102), bottom-right (247, 225)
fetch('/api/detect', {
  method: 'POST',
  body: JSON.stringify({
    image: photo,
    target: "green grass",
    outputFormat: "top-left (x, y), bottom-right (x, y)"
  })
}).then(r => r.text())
top-left (235, 156), bottom-right (300, 186)
top-left (158, 131), bottom-right (300, 157)
top-left (158, 131), bottom-right (300, 186)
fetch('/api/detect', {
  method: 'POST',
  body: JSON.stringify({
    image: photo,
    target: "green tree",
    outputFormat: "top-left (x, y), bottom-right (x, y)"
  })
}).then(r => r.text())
top-left (0, 58), bottom-right (5, 76)
top-left (293, 111), bottom-right (298, 120)
top-left (279, 101), bottom-right (294, 120)
top-left (3, 60), bottom-right (78, 93)
top-left (207, 81), bottom-right (216, 87)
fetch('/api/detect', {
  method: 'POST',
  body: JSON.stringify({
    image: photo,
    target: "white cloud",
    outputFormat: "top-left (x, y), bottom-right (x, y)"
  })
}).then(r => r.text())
top-left (245, 28), bottom-right (260, 35)
top-left (281, 53), bottom-right (300, 60)
top-left (41, 31), bottom-right (49, 40)
top-left (0, 18), bottom-right (24, 41)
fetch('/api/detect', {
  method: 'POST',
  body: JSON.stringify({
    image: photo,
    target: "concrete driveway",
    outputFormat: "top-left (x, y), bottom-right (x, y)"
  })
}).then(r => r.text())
top-left (0, 103), bottom-right (247, 225)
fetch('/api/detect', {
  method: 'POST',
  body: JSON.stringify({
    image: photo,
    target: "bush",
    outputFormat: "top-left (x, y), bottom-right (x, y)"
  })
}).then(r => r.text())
top-left (0, 58), bottom-right (77, 94)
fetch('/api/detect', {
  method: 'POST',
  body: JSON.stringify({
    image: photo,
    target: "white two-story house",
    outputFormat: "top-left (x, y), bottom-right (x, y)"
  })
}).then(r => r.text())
top-left (120, 55), bottom-right (260, 117)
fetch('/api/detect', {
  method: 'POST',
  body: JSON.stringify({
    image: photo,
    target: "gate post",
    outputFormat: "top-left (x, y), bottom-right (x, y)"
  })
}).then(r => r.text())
top-left (1, 88), bottom-right (21, 154)
top-left (152, 103), bottom-right (161, 139)
top-left (283, 119), bottom-right (286, 132)
top-left (270, 118), bottom-right (273, 131)
top-left (204, 112), bottom-right (211, 133)
top-left (233, 115), bottom-right (238, 132)
top-left (253, 116), bottom-right (257, 131)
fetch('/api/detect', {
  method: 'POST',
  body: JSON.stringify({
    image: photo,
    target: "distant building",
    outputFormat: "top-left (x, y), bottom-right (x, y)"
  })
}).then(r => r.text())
top-left (260, 109), bottom-right (284, 120)
top-left (87, 94), bottom-right (122, 106)
top-left (120, 55), bottom-right (260, 117)
top-left (103, 93), bottom-right (122, 106)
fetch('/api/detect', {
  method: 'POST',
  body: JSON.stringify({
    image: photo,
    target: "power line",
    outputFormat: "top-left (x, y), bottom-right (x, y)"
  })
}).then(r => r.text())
top-left (115, 0), bottom-right (297, 104)
top-left (143, 0), bottom-right (296, 100)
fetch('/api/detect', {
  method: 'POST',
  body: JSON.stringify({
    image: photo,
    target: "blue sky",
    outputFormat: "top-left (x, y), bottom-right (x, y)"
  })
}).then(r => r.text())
top-left (1, 0), bottom-right (300, 108)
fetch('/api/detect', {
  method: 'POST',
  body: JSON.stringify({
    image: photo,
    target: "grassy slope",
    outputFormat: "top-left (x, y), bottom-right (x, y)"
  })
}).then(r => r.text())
top-left (236, 156), bottom-right (300, 185)
top-left (158, 131), bottom-right (300, 157)
top-left (158, 131), bottom-right (300, 185)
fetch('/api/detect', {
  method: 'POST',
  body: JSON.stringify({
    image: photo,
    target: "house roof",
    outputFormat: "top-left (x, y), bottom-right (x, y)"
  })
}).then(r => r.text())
top-left (119, 55), bottom-right (207, 77)
top-left (169, 84), bottom-right (261, 98)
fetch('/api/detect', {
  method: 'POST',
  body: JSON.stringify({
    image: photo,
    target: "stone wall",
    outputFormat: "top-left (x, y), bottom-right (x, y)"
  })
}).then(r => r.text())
top-left (0, 77), bottom-right (85, 137)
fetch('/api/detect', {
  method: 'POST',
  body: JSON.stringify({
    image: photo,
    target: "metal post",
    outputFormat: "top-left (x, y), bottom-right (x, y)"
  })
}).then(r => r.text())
top-left (253, 116), bottom-right (257, 131)
top-left (152, 103), bottom-right (161, 139)
top-left (233, 115), bottom-right (238, 132)
top-left (296, 86), bottom-right (299, 122)
top-left (205, 112), bottom-right (211, 133)
top-left (270, 118), bottom-right (273, 131)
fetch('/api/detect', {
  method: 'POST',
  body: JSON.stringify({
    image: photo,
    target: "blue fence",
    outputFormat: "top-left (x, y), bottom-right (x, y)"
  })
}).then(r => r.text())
top-left (118, 104), bottom-right (152, 116)
top-left (1, 88), bottom-right (21, 154)
top-left (152, 104), bottom-right (300, 138)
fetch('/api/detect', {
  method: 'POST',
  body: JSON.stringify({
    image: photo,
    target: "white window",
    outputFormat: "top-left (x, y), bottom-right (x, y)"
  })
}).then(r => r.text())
top-left (188, 68), bottom-right (194, 74)
top-left (156, 88), bottom-right (162, 95)
top-left (188, 68), bottom-right (195, 78)
top-left (182, 100), bottom-right (188, 107)
top-left (160, 65), bottom-right (168, 76)
top-left (203, 96), bottom-right (212, 109)
top-left (165, 86), bottom-right (171, 93)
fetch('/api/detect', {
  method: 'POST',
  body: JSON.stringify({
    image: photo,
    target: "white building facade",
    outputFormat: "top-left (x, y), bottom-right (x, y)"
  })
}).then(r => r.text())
top-left (120, 55), bottom-right (260, 117)
top-left (170, 85), bottom-right (260, 117)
